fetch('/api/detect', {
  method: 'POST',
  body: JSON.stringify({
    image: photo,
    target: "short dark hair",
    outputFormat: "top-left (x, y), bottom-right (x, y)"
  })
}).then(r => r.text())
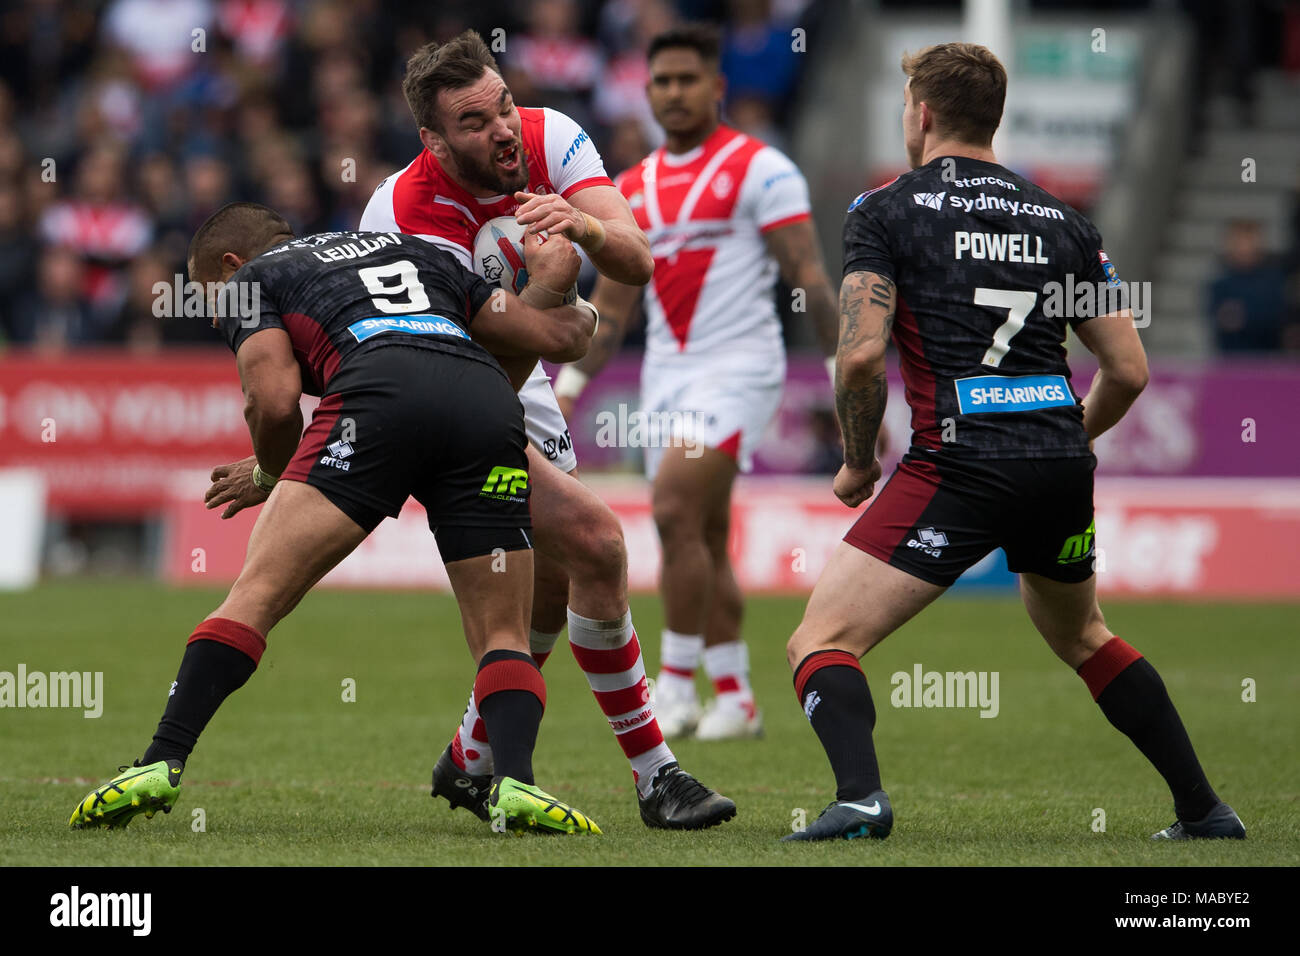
top-left (187, 202), bottom-right (293, 281)
top-left (402, 29), bottom-right (502, 134)
top-left (901, 42), bottom-right (1007, 147)
top-left (647, 23), bottom-right (722, 67)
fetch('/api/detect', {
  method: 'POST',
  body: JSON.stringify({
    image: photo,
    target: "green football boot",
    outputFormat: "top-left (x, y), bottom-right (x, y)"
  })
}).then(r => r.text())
top-left (69, 759), bottom-right (184, 829)
top-left (487, 777), bottom-right (601, 835)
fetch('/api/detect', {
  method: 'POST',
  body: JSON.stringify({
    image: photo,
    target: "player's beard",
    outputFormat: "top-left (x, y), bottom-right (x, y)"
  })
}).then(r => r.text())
top-left (448, 138), bottom-right (529, 196)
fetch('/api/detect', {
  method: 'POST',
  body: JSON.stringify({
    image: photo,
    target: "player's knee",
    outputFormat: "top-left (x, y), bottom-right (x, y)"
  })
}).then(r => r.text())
top-left (652, 492), bottom-right (704, 547)
top-left (568, 509), bottom-right (627, 582)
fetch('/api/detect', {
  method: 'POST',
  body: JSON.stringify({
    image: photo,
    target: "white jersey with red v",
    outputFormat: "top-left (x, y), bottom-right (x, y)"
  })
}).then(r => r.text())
top-left (615, 124), bottom-right (812, 360)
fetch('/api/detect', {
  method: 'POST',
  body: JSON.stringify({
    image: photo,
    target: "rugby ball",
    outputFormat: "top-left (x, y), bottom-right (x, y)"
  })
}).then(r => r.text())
top-left (471, 215), bottom-right (578, 303)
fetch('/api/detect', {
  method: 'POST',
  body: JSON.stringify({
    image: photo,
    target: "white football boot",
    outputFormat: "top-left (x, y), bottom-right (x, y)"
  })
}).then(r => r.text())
top-left (649, 675), bottom-right (702, 738)
top-left (695, 693), bottom-right (763, 740)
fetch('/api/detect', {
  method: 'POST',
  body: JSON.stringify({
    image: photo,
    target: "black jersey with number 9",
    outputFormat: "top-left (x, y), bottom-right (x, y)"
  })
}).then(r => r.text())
top-left (217, 231), bottom-right (501, 395)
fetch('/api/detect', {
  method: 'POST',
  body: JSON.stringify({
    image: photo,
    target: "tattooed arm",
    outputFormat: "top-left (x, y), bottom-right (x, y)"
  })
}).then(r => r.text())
top-left (832, 269), bottom-right (894, 507)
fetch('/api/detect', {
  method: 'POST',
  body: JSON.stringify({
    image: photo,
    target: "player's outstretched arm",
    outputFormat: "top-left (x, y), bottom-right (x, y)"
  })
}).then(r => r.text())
top-left (514, 185), bottom-right (653, 286)
top-left (552, 273), bottom-right (641, 418)
top-left (764, 219), bottom-right (840, 363)
top-left (1073, 308), bottom-right (1149, 441)
top-left (833, 270), bottom-right (893, 507)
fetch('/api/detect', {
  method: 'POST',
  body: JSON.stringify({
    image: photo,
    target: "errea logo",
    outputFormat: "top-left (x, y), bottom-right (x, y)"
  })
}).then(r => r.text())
top-left (907, 527), bottom-right (949, 557)
top-left (913, 191), bottom-right (947, 211)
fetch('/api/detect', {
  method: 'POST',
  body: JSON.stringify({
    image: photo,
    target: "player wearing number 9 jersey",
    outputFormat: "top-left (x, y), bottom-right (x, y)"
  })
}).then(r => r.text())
top-left (69, 203), bottom-right (606, 835)
top-left (782, 43), bottom-right (1244, 844)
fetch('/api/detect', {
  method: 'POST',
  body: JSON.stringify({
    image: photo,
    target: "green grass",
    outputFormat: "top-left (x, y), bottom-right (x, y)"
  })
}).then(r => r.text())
top-left (2, 581), bottom-right (1296, 866)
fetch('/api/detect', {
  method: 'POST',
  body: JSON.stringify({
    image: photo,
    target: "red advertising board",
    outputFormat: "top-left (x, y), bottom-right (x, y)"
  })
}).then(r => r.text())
top-left (163, 475), bottom-right (1300, 600)
top-left (0, 351), bottom-right (252, 516)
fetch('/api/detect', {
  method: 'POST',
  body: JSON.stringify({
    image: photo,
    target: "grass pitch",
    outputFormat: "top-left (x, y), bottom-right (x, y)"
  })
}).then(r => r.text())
top-left (1, 581), bottom-right (1296, 866)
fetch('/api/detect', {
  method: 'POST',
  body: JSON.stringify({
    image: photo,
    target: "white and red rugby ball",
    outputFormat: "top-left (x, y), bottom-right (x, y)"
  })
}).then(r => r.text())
top-left (471, 215), bottom-right (577, 303)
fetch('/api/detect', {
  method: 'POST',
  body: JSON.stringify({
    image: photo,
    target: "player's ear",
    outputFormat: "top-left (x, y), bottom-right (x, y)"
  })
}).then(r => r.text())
top-left (220, 251), bottom-right (244, 279)
top-left (420, 127), bottom-right (448, 161)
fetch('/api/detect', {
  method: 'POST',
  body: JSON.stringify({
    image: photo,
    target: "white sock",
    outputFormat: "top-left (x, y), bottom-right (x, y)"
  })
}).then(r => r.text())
top-left (659, 629), bottom-right (704, 692)
top-left (703, 640), bottom-right (752, 698)
top-left (569, 608), bottom-right (675, 797)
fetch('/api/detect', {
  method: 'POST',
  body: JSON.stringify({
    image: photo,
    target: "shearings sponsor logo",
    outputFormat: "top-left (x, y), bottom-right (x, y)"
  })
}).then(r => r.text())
top-left (955, 374), bottom-right (1074, 414)
top-left (0, 665), bottom-right (102, 718)
top-left (346, 314), bottom-right (469, 343)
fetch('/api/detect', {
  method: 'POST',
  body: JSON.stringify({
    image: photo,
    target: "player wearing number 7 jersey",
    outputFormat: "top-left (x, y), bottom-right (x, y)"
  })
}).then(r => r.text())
top-left (783, 43), bottom-right (1244, 843)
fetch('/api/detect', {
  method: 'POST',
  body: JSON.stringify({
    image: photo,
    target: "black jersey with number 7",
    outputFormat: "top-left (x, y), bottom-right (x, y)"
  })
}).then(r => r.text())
top-left (842, 156), bottom-right (1129, 460)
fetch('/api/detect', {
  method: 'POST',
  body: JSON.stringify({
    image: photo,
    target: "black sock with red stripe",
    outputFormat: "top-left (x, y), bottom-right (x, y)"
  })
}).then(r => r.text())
top-left (474, 649), bottom-right (546, 785)
top-left (142, 619), bottom-right (265, 766)
top-left (793, 650), bottom-right (882, 801)
top-left (1078, 637), bottom-right (1219, 822)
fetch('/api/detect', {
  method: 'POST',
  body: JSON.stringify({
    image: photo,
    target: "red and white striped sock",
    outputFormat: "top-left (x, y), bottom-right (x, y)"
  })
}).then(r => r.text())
top-left (568, 608), bottom-right (675, 797)
top-left (703, 640), bottom-right (753, 702)
top-left (448, 689), bottom-right (493, 775)
top-left (448, 628), bottom-right (562, 775)
top-left (528, 627), bottom-right (562, 668)
top-left (658, 629), bottom-right (704, 695)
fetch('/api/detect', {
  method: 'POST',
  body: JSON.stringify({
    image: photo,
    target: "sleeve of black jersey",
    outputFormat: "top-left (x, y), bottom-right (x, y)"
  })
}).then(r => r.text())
top-left (1072, 219), bottom-right (1129, 327)
top-left (217, 262), bottom-right (286, 352)
top-left (841, 201), bottom-right (895, 282)
top-left (461, 267), bottom-right (495, 320)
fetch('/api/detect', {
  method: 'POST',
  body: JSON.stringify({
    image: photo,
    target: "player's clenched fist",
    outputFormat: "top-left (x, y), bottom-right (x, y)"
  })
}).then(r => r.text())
top-left (521, 228), bottom-right (581, 295)
top-left (204, 454), bottom-right (270, 519)
top-left (514, 190), bottom-right (586, 240)
top-left (833, 459), bottom-right (882, 508)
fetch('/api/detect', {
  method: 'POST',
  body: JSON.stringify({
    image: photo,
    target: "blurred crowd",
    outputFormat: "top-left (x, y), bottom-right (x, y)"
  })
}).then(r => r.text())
top-left (0, 0), bottom-right (818, 351)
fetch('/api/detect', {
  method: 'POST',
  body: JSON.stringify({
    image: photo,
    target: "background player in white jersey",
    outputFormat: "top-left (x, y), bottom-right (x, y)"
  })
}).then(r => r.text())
top-left (556, 24), bottom-right (840, 740)
top-left (358, 31), bottom-right (734, 828)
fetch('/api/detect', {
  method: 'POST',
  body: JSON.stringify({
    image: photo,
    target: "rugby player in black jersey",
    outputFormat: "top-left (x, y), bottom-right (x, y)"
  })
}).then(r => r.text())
top-left (70, 202), bottom-right (604, 835)
top-left (784, 44), bottom-right (1244, 843)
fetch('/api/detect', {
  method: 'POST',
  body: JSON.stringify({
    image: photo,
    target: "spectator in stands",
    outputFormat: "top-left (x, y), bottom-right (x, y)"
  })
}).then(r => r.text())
top-left (38, 144), bottom-right (152, 321)
top-left (720, 0), bottom-right (802, 116)
top-left (506, 0), bottom-right (604, 132)
top-left (1207, 219), bottom-right (1289, 352)
top-left (0, 184), bottom-right (36, 345)
top-left (15, 245), bottom-right (97, 347)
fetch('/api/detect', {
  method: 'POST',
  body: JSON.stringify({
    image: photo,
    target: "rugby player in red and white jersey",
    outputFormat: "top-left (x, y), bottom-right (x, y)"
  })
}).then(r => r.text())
top-left (557, 25), bottom-right (840, 740)
top-left (359, 30), bottom-right (735, 829)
